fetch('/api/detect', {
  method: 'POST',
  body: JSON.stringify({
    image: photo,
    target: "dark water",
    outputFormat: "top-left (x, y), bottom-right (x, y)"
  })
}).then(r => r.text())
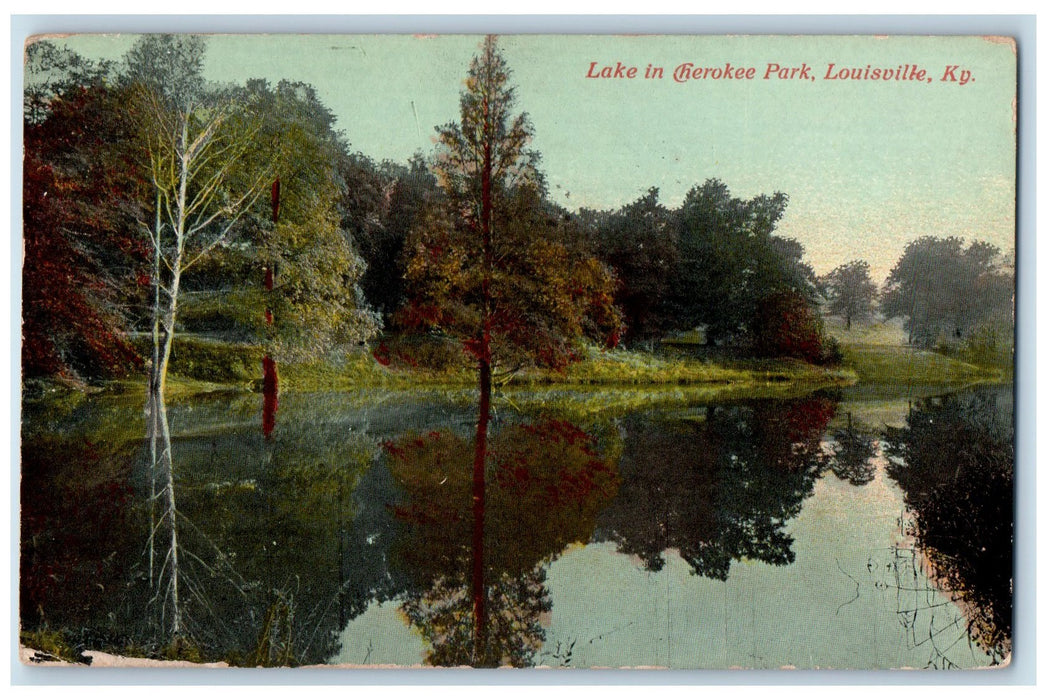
top-left (19, 384), bottom-right (1013, 669)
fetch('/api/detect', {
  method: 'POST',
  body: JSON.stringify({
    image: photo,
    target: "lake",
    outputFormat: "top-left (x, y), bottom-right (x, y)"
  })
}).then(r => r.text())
top-left (19, 382), bottom-right (1013, 669)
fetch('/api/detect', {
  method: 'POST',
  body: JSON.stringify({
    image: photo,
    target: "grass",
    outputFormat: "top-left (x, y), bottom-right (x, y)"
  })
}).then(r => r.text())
top-left (516, 346), bottom-right (854, 387)
top-left (20, 629), bottom-right (91, 665)
top-left (823, 316), bottom-right (910, 346)
top-left (820, 317), bottom-right (1003, 387)
top-left (840, 343), bottom-right (1000, 387)
top-left (243, 343), bottom-right (856, 395)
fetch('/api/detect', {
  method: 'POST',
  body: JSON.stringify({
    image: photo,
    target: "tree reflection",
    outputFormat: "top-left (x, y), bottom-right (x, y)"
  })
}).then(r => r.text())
top-left (144, 391), bottom-right (187, 651)
top-left (598, 396), bottom-right (837, 580)
top-left (884, 389), bottom-right (1013, 661)
top-left (385, 420), bottom-right (618, 667)
top-left (20, 434), bottom-right (141, 655)
top-left (167, 406), bottom-right (377, 665)
top-left (821, 412), bottom-right (878, 486)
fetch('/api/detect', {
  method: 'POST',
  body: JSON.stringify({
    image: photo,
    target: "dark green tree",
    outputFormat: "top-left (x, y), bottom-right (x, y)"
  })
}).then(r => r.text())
top-left (670, 179), bottom-right (816, 344)
top-left (881, 236), bottom-right (1013, 348)
top-left (821, 259), bottom-right (878, 330)
top-left (354, 154), bottom-right (440, 323)
top-left (587, 188), bottom-right (678, 346)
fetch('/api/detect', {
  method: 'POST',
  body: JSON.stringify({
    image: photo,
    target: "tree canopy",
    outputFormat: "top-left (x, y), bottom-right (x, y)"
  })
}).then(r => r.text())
top-left (584, 188), bottom-right (678, 345)
top-left (400, 36), bottom-right (621, 373)
top-left (671, 179), bottom-right (816, 344)
top-left (881, 236), bottom-right (1013, 348)
top-left (22, 36), bottom-right (1016, 386)
top-left (22, 56), bottom-right (147, 380)
top-left (821, 259), bottom-right (878, 330)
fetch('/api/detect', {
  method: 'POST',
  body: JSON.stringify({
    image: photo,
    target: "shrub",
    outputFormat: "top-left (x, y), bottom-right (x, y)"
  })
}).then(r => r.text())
top-left (750, 290), bottom-right (838, 365)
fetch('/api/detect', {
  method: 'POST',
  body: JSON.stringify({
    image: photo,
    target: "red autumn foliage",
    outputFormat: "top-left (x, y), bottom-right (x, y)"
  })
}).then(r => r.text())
top-left (750, 289), bottom-right (838, 365)
top-left (22, 85), bottom-right (148, 380)
top-left (753, 396), bottom-right (837, 472)
top-left (383, 421), bottom-right (620, 580)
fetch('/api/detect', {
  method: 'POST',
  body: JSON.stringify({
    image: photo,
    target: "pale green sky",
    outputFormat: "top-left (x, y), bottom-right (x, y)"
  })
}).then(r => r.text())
top-left (29, 33), bottom-right (1016, 282)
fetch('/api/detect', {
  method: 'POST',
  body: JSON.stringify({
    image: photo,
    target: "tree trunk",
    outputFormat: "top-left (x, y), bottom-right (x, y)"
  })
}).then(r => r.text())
top-left (262, 178), bottom-right (280, 439)
top-left (471, 352), bottom-right (490, 663)
top-left (471, 46), bottom-right (495, 664)
top-left (262, 356), bottom-right (279, 439)
top-left (150, 192), bottom-right (163, 397)
top-left (147, 390), bottom-right (159, 587)
top-left (156, 265), bottom-right (181, 399)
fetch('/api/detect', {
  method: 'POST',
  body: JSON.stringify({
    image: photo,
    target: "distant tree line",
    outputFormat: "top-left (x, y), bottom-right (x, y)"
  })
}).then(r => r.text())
top-left (819, 238), bottom-right (1012, 359)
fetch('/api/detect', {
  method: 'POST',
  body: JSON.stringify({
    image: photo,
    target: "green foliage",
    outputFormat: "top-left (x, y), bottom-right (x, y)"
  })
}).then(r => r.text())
top-left (20, 629), bottom-right (92, 664)
top-left (202, 78), bottom-right (381, 362)
top-left (671, 179), bottom-right (815, 343)
top-left (583, 188), bottom-right (678, 344)
top-left (130, 336), bottom-right (263, 384)
top-left (881, 236), bottom-right (1013, 349)
top-left (123, 34), bottom-right (207, 110)
top-left (957, 324), bottom-right (1014, 369)
top-left (176, 288), bottom-right (261, 340)
top-left (356, 154), bottom-right (441, 322)
top-left (821, 259), bottom-right (878, 330)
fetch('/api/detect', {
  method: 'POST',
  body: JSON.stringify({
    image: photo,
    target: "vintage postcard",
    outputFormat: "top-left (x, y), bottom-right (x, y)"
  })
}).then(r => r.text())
top-left (20, 33), bottom-right (1016, 670)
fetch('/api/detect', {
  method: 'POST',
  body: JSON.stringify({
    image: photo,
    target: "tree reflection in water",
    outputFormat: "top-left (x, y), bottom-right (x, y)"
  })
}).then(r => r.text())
top-left (20, 434), bottom-right (140, 661)
top-left (20, 388), bottom-right (1012, 669)
top-left (884, 389), bottom-right (1013, 662)
top-left (385, 420), bottom-right (619, 667)
top-left (597, 396), bottom-right (838, 580)
top-left (821, 411), bottom-right (878, 487)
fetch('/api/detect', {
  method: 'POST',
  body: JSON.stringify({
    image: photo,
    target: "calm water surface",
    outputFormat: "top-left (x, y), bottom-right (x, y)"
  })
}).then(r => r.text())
top-left (20, 384), bottom-right (1012, 669)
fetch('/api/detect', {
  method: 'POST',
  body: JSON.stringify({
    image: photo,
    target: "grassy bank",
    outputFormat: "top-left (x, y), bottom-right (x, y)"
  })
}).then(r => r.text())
top-left (840, 343), bottom-right (1001, 386)
top-left (820, 318), bottom-right (1004, 387)
top-left (279, 345), bottom-right (856, 393)
top-left (28, 335), bottom-right (856, 399)
top-left (27, 320), bottom-right (1010, 401)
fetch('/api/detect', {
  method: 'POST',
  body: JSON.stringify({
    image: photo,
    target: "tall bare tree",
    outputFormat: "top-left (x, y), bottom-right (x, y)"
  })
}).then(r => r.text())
top-left (127, 35), bottom-right (272, 399)
top-left (126, 34), bottom-right (271, 644)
